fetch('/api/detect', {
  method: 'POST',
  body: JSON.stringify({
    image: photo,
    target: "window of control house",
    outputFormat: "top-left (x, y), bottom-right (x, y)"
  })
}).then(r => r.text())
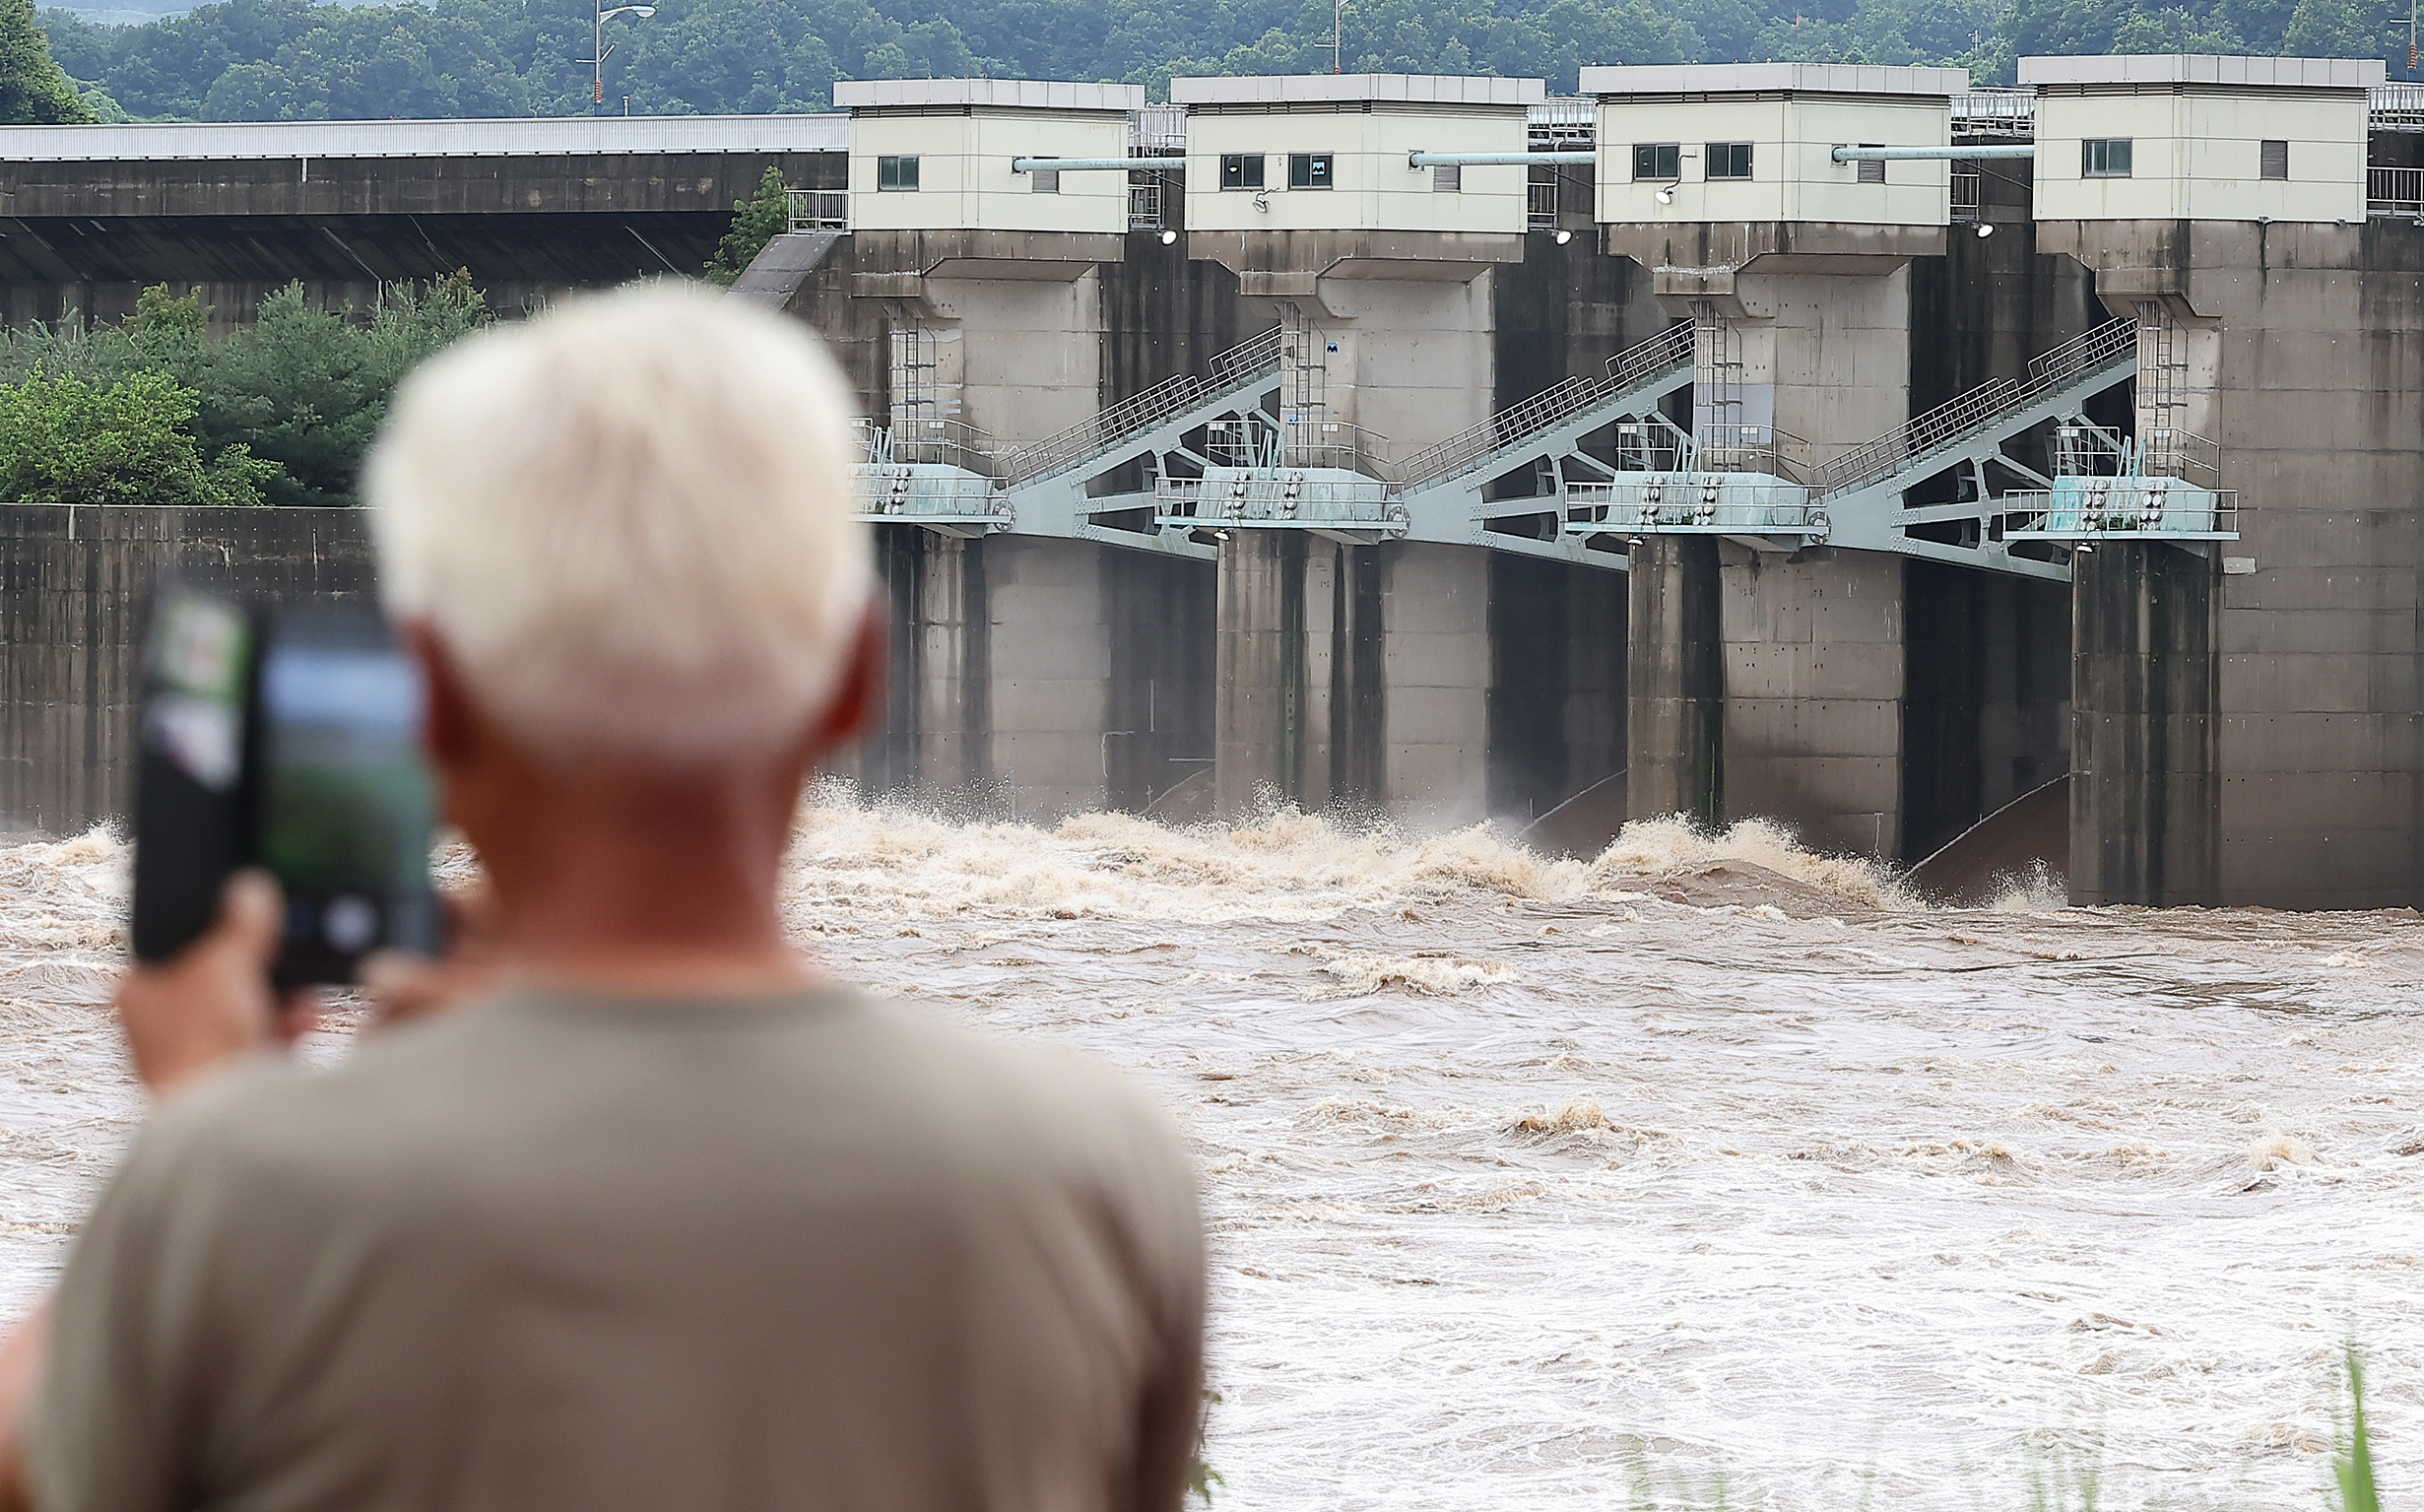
top-left (1707, 142), bottom-right (1753, 179)
top-left (2083, 138), bottom-right (2133, 177)
top-left (1220, 154), bottom-right (1266, 190)
top-left (1288, 153), bottom-right (1334, 189)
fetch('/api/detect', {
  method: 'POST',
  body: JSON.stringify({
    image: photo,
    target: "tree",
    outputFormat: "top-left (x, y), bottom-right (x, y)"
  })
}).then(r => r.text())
top-left (0, 277), bottom-right (486, 507)
top-left (0, 0), bottom-right (95, 122)
top-left (705, 166), bottom-right (792, 287)
top-left (189, 276), bottom-right (488, 507)
top-left (0, 367), bottom-right (279, 507)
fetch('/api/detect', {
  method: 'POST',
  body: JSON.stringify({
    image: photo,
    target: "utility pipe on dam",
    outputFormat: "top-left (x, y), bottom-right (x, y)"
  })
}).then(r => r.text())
top-left (1833, 144), bottom-right (2037, 160)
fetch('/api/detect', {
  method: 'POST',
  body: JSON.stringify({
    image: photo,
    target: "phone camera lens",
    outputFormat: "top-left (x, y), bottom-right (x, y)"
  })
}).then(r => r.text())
top-left (323, 895), bottom-right (380, 953)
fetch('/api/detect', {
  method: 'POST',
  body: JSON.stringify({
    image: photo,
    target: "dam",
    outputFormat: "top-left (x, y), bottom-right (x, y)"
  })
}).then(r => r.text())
top-left (0, 57), bottom-right (2420, 909)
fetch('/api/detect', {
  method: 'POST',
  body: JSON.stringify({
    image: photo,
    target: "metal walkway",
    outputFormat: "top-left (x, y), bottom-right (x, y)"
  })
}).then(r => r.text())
top-left (1003, 327), bottom-right (1282, 488)
top-left (1139, 323), bottom-right (1696, 569)
top-left (862, 312), bottom-right (2235, 581)
top-left (854, 326), bottom-right (1288, 558)
top-left (1395, 323), bottom-right (1695, 495)
top-left (1814, 317), bottom-right (2140, 502)
top-left (1808, 317), bottom-right (2235, 580)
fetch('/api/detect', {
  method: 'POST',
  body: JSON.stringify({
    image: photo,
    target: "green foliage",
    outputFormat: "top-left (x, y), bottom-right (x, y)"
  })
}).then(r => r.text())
top-left (2333, 1348), bottom-right (2379, 1512)
top-left (24, 0), bottom-right (2417, 119)
top-left (0, 0), bottom-right (95, 120)
top-left (0, 273), bottom-right (487, 508)
top-left (32, 0), bottom-right (2420, 113)
top-left (0, 366), bottom-right (278, 505)
top-left (192, 276), bottom-right (487, 506)
top-left (705, 165), bottom-right (791, 287)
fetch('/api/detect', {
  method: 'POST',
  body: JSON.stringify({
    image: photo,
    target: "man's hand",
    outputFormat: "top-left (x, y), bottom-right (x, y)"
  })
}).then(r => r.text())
top-left (114, 871), bottom-right (315, 1097)
top-left (360, 882), bottom-right (503, 1031)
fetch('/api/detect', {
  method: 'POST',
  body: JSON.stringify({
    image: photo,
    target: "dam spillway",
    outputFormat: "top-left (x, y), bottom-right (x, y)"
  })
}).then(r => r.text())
top-left (0, 59), bottom-right (2420, 909)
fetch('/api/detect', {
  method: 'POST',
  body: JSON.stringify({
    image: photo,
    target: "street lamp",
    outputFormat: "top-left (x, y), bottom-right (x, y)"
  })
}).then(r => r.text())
top-left (581, 0), bottom-right (656, 108)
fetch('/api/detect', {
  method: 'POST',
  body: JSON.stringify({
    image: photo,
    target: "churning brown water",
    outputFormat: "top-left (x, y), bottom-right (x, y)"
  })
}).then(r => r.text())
top-left (3, 806), bottom-right (2421, 1509)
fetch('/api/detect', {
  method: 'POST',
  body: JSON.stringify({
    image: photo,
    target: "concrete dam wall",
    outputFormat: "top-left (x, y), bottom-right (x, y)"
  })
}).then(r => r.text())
top-left (1, 67), bottom-right (2421, 911)
top-left (0, 503), bottom-right (375, 834)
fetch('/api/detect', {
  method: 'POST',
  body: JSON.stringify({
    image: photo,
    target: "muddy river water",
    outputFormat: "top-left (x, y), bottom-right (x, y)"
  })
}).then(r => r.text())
top-left (1, 805), bottom-right (2419, 1509)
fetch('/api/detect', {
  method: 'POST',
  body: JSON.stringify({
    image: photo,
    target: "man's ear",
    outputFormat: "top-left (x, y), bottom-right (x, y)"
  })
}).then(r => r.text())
top-left (399, 620), bottom-right (480, 772)
top-left (810, 596), bottom-right (887, 753)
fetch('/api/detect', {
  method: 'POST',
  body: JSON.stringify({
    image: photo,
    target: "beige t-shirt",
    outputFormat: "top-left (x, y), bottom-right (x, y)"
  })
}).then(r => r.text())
top-left (27, 986), bottom-right (1205, 1512)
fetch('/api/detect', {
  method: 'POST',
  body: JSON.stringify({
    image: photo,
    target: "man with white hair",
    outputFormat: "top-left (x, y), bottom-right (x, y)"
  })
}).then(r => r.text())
top-left (0, 283), bottom-right (1206, 1512)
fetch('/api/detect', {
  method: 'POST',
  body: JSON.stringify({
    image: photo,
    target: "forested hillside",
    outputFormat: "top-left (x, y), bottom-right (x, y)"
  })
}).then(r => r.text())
top-left (31, 0), bottom-right (2416, 123)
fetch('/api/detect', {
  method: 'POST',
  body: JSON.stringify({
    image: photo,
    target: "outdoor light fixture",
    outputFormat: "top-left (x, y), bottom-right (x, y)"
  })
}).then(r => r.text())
top-left (583, 0), bottom-right (656, 105)
top-left (1654, 185), bottom-right (1675, 204)
top-left (1159, 229), bottom-right (1178, 245)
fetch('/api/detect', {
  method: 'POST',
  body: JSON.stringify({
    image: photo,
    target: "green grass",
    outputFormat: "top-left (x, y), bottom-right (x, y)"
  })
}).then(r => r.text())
top-left (1194, 1349), bottom-right (2389, 1508)
top-left (2334, 1347), bottom-right (2380, 1512)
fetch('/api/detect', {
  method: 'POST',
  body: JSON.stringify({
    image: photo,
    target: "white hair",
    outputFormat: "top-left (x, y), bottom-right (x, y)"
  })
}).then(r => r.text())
top-left (364, 281), bottom-right (871, 765)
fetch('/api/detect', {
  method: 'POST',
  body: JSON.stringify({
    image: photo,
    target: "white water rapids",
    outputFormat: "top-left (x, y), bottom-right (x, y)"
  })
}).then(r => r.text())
top-left (2, 806), bottom-right (2420, 1509)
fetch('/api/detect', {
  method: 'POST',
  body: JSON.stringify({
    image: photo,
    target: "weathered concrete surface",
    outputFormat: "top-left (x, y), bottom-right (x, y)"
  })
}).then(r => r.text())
top-left (1215, 532), bottom-right (1358, 817)
top-left (1489, 231), bottom-right (1669, 413)
top-left (852, 528), bottom-right (1214, 821)
top-left (856, 526), bottom-right (991, 802)
top-left (2044, 218), bottom-right (2424, 907)
top-left (0, 503), bottom-right (375, 833)
top-left (1213, 532), bottom-right (1621, 826)
top-left (0, 151), bottom-right (842, 328)
top-left (1901, 563), bottom-right (2072, 864)
top-left (801, 227), bottom-right (1228, 819)
top-left (1892, 168), bottom-right (2095, 862)
top-left (1720, 545), bottom-right (1908, 859)
top-left (2068, 542), bottom-right (2218, 906)
top-left (1692, 262), bottom-right (1917, 858)
top-left (1486, 552), bottom-right (1625, 827)
top-left (1625, 534), bottom-right (1723, 826)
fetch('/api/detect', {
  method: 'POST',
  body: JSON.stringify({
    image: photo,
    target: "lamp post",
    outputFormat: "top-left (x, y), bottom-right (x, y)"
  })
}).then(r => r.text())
top-left (581, 0), bottom-right (657, 109)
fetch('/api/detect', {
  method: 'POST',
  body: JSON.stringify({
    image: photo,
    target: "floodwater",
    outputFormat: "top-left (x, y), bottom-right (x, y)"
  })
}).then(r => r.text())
top-left (2, 805), bottom-right (2421, 1510)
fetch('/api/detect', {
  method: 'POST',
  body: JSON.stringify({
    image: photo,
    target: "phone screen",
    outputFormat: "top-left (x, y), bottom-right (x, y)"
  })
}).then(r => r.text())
top-left (255, 619), bottom-right (439, 983)
top-left (129, 590), bottom-right (256, 962)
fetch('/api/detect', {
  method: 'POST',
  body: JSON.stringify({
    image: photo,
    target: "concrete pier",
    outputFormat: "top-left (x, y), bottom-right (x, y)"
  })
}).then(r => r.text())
top-left (1213, 533), bottom-right (1622, 825)
top-left (2034, 55), bottom-right (2424, 906)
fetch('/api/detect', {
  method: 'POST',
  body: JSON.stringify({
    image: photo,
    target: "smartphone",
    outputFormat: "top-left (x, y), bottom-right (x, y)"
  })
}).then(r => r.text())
top-left (130, 587), bottom-right (441, 986)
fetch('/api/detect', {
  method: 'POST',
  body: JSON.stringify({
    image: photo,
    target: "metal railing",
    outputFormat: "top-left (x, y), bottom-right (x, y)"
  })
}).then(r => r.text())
top-left (1001, 325), bottom-right (1284, 486)
top-left (1130, 103), bottom-right (1187, 153)
top-left (1208, 324), bottom-right (1284, 386)
top-left (1283, 419), bottom-right (1399, 482)
top-left (1814, 316), bottom-right (2138, 497)
top-left (1129, 180), bottom-right (1164, 230)
top-left (2139, 426), bottom-right (2220, 479)
top-left (1155, 470), bottom-right (1399, 527)
top-left (2375, 84), bottom-right (2424, 132)
top-left (2371, 165), bottom-right (2424, 219)
top-left (1396, 322), bottom-right (1695, 491)
top-left (787, 188), bottom-right (848, 231)
top-left (1528, 180), bottom-right (1558, 228)
top-left (1565, 480), bottom-right (1820, 536)
top-left (1935, 84), bottom-right (2424, 140)
top-left (2000, 485), bottom-right (2237, 539)
top-left (1528, 99), bottom-right (1597, 146)
top-left (1951, 89), bottom-right (2035, 138)
top-left (1950, 169), bottom-right (1982, 223)
top-left (857, 417), bottom-right (1004, 477)
top-left (1697, 424), bottom-right (1815, 482)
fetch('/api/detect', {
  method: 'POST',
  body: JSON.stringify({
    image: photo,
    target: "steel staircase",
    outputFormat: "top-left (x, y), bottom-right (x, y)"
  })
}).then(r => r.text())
top-left (1000, 326), bottom-right (1284, 488)
top-left (1394, 322), bottom-right (1696, 497)
top-left (1813, 317), bottom-right (2139, 504)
